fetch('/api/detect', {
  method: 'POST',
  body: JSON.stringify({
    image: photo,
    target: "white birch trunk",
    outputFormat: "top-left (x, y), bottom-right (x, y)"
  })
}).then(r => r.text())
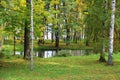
top-left (108, 0), bottom-right (116, 65)
top-left (30, 0), bottom-right (34, 70)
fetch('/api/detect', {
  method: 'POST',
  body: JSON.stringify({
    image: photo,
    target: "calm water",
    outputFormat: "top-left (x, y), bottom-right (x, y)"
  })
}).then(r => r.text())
top-left (15, 50), bottom-right (93, 58)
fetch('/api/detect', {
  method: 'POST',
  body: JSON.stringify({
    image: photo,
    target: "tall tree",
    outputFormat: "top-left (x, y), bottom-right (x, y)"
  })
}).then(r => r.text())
top-left (108, 0), bottom-right (116, 65)
top-left (99, 0), bottom-right (108, 62)
top-left (0, 0), bottom-right (24, 55)
top-left (24, 0), bottom-right (31, 59)
top-left (0, 1), bottom-right (6, 51)
top-left (48, 0), bottom-right (60, 47)
top-left (60, 0), bottom-right (77, 46)
top-left (30, 0), bottom-right (34, 70)
top-left (54, 2), bottom-right (60, 47)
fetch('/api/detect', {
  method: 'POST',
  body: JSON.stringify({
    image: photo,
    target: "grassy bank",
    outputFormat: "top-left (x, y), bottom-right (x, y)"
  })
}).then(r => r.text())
top-left (2, 40), bottom-right (93, 52)
top-left (0, 54), bottom-right (120, 80)
top-left (36, 41), bottom-right (93, 50)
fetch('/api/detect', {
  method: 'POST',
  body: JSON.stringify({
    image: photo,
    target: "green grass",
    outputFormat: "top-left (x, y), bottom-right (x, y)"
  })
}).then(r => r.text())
top-left (1, 44), bottom-right (24, 55)
top-left (0, 54), bottom-right (120, 80)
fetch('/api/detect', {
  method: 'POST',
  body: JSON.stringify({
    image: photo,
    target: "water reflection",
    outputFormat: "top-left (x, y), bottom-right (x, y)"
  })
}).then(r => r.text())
top-left (36, 51), bottom-right (56, 58)
top-left (15, 51), bottom-right (23, 55)
top-left (15, 49), bottom-right (93, 58)
top-left (72, 50), bottom-right (86, 56)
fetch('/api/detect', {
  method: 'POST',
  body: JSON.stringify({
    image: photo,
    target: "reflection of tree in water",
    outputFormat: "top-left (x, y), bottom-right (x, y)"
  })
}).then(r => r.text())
top-left (44, 51), bottom-right (56, 58)
top-left (37, 50), bottom-right (56, 58)
top-left (35, 50), bottom-right (93, 58)
top-left (38, 50), bottom-right (44, 58)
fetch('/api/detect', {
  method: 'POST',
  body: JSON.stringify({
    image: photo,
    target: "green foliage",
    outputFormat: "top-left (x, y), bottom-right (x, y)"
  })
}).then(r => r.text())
top-left (115, 1), bottom-right (120, 29)
top-left (0, 52), bottom-right (4, 58)
top-left (54, 50), bottom-right (72, 57)
top-left (84, 0), bottom-right (110, 48)
top-left (1, 45), bottom-right (13, 55)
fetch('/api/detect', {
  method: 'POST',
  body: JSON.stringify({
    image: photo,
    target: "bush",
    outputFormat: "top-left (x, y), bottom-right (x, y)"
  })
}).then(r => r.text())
top-left (0, 52), bottom-right (4, 58)
top-left (55, 50), bottom-right (72, 57)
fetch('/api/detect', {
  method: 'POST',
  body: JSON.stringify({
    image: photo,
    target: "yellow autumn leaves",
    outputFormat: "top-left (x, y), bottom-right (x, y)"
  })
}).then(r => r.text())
top-left (20, 0), bottom-right (26, 7)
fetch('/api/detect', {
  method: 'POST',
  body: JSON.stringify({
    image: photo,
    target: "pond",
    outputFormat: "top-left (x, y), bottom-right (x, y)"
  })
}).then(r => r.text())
top-left (15, 49), bottom-right (93, 58)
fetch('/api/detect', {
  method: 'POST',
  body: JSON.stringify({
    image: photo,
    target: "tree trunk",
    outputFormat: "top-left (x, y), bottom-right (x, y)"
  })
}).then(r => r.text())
top-left (30, 0), bottom-right (34, 70)
top-left (66, 27), bottom-right (70, 46)
top-left (108, 0), bottom-right (116, 65)
top-left (55, 28), bottom-right (59, 47)
top-left (99, 44), bottom-right (106, 62)
top-left (99, 0), bottom-right (108, 62)
top-left (85, 27), bottom-right (90, 46)
top-left (51, 31), bottom-right (54, 43)
top-left (85, 38), bottom-right (89, 46)
top-left (24, 21), bottom-right (30, 59)
top-left (73, 29), bottom-right (77, 43)
top-left (99, 22), bottom-right (106, 62)
top-left (24, 0), bottom-right (31, 59)
top-left (54, 4), bottom-right (60, 48)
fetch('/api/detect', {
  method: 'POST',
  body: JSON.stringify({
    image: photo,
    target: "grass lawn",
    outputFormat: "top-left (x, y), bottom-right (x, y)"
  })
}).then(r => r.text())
top-left (0, 54), bottom-right (120, 80)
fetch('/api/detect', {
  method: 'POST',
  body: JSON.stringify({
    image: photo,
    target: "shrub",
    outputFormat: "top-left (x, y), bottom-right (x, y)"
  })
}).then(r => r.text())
top-left (0, 52), bottom-right (4, 58)
top-left (55, 50), bottom-right (72, 57)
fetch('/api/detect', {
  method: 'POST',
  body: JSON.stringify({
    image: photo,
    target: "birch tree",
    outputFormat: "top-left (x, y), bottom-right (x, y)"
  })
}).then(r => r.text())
top-left (30, 0), bottom-right (34, 70)
top-left (108, 0), bottom-right (116, 65)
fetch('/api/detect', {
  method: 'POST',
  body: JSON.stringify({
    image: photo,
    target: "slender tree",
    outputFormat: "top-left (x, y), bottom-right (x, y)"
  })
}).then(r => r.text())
top-left (99, 0), bottom-right (108, 62)
top-left (30, 0), bottom-right (34, 70)
top-left (108, 0), bottom-right (116, 65)
top-left (54, 3), bottom-right (60, 48)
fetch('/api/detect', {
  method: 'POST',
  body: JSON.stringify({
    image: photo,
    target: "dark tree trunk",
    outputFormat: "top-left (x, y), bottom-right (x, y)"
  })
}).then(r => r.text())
top-left (24, 21), bottom-right (30, 59)
top-left (24, 0), bottom-right (31, 59)
top-left (38, 50), bottom-right (44, 58)
top-left (54, 3), bottom-right (59, 48)
top-left (99, 45), bottom-right (106, 62)
top-left (55, 28), bottom-right (59, 47)
top-left (85, 27), bottom-right (90, 46)
top-left (51, 31), bottom-right (54, 43)
top-left (66, 27), bottom-right (70, 46)
top-left (99, 56), bottom-right (106, 62)
top-left (73, 30), bottom-right (77, 43)
top-left (85, 39), bottom-right (89, 46)
top-left (99, 0), bottom-right (108, 62)
top-left (99, 22), bottom-right (106, 62)
top-left (62, 1), bottom-right (70, 46)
